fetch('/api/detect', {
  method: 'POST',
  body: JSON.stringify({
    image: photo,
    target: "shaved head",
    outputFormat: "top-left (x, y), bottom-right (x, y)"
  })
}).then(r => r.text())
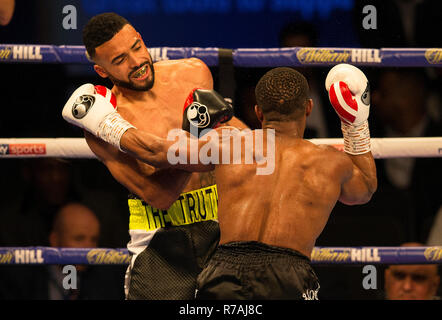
top-left (384, 242), bottom-right (440, 300)
top-left (50, 202), bottom-right (100, 249)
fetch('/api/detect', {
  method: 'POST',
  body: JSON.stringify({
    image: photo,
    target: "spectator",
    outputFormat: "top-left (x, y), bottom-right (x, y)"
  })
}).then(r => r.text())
top-left (371, 68), bottom-right (442, 242)
top-left (0, 202), bottom-right (125, 300)
top-left (235, 69), bottom-right (266, 130)
top-left (0, 158), bottom-right (80, 246)
top-left (279, 21), bottom-right (332, 138)
top-left (45, 202), bottom-right (124, 300)
top-left (427, 205), bottom-right (442, 246)
top-left (384, 242), bottom-right (440, 300)
top-left (353, 0), bottom-right (442, 113)
top-left (236, 21), bottom-right (333, 136)
top-left (0, 157), bottom-right (129, 248)
top-left (372, 69), bottom-right (430, 189)
top-left (49, 202), bottom-right (100, 273)
top-left (353, 0), bottom-right (442, 48)
top-left (278, 21), bottom-right (318, 49)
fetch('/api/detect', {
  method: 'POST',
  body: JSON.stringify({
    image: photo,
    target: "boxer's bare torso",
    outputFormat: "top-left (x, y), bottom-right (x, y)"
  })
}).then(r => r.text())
top-left (120, 118), bottom-right (376, 258)
top-left (214, 129), bottom-right (355, 258)
top-left (85, 58), bottom-right (238, 209)
top-left (121, 122), bottom-right (376, 258)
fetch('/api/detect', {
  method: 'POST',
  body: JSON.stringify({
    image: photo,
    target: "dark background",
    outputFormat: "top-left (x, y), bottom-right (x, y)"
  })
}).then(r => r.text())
top-left (0, 0), bottom-right (441, 300)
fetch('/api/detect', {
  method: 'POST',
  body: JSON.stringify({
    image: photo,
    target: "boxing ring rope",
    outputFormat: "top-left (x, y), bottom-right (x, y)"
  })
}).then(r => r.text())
top-left (0, 45), bottom-right (441, 67)
top-left (0, 246), bottom-right (441, 265)
top-left (0, 137), bottom-right (441, 159)
top-left (1, 45), bottom-right (441, 267)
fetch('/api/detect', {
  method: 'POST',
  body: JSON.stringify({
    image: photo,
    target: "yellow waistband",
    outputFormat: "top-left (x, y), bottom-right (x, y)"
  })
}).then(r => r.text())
top-left (128, 185), bottom-right (218, 231)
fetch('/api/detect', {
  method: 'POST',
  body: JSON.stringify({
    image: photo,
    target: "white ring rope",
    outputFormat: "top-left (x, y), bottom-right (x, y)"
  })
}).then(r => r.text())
top-left (0, 138), bottom-right (95, 159)
top-left (0, 137), bottom-right (441, 159)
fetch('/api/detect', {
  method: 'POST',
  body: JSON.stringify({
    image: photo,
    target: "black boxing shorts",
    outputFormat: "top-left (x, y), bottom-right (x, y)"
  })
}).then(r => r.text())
top-left (196, 241), bottom-right (320, 300)
top-left (125, 185), bottom-right (220, 300)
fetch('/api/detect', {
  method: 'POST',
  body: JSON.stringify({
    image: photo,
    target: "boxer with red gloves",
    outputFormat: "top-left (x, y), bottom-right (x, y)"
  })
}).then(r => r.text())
top-left (323, 63), bottom-right (377, 205)
top-left (325, 63), bottom-right (371, 155)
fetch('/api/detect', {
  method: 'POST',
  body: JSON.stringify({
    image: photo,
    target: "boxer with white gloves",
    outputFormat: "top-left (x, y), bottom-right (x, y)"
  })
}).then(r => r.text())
top-left (65, 12), bottom-right (247, 300)
top-left (325, 63), bottom-right (371, 155)
top-left (62, 84), bottom-right (135, 151)
top-left (63, 84), bottom-right (233, 150)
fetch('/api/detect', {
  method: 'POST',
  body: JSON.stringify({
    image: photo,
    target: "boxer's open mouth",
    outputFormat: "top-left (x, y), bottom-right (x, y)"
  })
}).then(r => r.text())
top-left (132, 65), bottom-right (148, 79)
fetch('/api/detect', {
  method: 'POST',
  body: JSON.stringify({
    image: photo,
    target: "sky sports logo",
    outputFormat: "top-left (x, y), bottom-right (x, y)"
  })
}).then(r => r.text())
top-left (0, 144), bottom-right (46, 156)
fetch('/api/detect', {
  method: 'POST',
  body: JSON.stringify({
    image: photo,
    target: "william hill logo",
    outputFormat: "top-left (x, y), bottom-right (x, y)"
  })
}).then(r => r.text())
top-left (311, 248), bottom-right (350, 262)
top-left (86, 249), bottom-right (131, 265)
top-left (297, 48), bottom-right (351, 64)
top-left (424, 247), bottom-right (442, 262)
top-left (148, 48), bottom-right (169, 62)
top-left (0, 251), bottom-right (13, 264)
top-left (14, 249), bottom-right (44, 264)
top-left (297, 48), bottom-right (381, 64)
top-left (425, 49), bottom-right (442, 64)
top-left (351, 248), bottom-right (381, 262)
top-left (0, 47), bottom-right (12, 60)
top-left (311, 248), bottom-right (381, 263)
top-left (0, 45), bottom-right (43, 61)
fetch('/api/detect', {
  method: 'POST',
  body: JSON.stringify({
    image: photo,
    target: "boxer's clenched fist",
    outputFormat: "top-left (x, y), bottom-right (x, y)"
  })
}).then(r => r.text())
top-left (325, 63), bottom-right (370, 126)
top-left (325, 64), bottom-right (371, 155)
top-left (182, 88), bottom-right (233, 137)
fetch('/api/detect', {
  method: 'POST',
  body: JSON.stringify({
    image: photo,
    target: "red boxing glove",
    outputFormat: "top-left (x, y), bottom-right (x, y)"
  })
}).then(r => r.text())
top-left (325, 63), bottom-right (370, 126)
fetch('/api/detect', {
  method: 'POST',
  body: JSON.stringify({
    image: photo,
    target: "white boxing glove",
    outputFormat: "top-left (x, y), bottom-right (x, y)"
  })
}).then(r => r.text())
top-left (62, 84), bottom-right (135, 151)
top-left (325, 64), bottom-right (371, 155)
top-left (325, 63), bottom-right (370, 125)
